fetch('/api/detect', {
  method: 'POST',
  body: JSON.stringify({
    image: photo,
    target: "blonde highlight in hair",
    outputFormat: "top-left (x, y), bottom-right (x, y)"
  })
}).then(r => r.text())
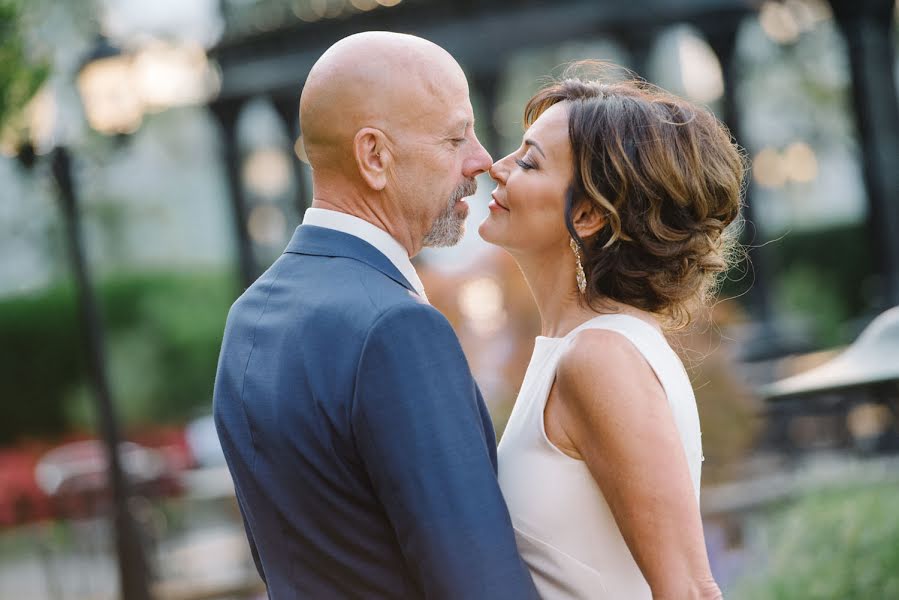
top-left (524, 61), bottom-right (746, 329)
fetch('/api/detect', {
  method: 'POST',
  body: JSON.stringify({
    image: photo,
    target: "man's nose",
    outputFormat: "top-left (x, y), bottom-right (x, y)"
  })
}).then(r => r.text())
top-left (464, 136), bottom-right (493, 178)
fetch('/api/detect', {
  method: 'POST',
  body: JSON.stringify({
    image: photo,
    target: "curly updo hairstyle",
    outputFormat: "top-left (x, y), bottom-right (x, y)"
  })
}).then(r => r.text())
top-left (525, 65), bottom-right (746, 328)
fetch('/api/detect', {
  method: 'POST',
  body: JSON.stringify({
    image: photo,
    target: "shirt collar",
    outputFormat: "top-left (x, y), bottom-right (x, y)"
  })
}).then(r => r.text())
top-left (301, 208), bottom-right (427, 298)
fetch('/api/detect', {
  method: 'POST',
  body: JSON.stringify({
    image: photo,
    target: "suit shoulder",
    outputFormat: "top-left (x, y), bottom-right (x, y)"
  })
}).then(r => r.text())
top-left (366, 299), bottom-right (454, 340)
top-left (325, 256), bottom-right (424, 313)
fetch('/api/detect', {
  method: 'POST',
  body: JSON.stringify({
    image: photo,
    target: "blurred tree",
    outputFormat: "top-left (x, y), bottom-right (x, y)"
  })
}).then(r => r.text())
top-left (0, 0), bottom-right (48, 141)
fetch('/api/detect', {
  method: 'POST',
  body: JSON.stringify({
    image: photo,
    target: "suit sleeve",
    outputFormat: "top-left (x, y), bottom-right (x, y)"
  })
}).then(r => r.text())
top-left (352, 303), bottom-right (538, 600)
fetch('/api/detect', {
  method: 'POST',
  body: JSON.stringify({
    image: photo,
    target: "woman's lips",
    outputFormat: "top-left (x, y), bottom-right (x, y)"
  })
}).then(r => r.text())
top-left (490, 191), bottom-right (509, 211)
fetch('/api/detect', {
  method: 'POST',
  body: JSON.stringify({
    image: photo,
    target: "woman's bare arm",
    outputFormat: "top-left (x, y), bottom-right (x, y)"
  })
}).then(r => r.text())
top-left (553, 328), bottom-right (721, 600)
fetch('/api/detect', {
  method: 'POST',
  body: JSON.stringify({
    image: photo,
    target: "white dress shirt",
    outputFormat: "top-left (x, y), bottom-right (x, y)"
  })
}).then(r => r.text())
top-left (302, 207), bottom-right (428, 302)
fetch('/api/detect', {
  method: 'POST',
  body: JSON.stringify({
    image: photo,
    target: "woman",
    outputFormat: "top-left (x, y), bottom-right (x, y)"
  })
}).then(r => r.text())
top-left (481, 67), bottom-right (743, 599)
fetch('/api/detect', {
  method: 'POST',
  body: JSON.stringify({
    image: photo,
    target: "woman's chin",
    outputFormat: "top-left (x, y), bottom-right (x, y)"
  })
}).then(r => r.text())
top-left (477, 219), bottom-right (503, 246)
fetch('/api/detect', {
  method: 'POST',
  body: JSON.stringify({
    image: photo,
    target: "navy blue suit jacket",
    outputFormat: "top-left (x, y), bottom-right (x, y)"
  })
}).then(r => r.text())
top-left (213, 225), bottom-right (537, 599)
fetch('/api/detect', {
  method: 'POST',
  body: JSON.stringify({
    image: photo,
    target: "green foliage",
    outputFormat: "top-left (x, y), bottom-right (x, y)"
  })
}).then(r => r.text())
top-left (0, 284), bottom-right (83, 441)
top-left (731, 484), bottom-right (899, 599)
top-left (0, 0), bottom-right (49, 134)
top-left (0, 271), bottom-right (236, 443)
top-left (723, 223), bottom-right (878, 347)
top-left (770, 223), bottom-right (878, 346)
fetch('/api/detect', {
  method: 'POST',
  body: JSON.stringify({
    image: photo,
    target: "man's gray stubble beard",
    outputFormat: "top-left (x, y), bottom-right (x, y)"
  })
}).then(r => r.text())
top-left (421, 178), bottom-right (478, 248)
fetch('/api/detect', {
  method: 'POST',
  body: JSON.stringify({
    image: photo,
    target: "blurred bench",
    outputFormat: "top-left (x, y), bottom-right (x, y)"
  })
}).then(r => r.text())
top-left (757, 305), bottom-right (899, 456)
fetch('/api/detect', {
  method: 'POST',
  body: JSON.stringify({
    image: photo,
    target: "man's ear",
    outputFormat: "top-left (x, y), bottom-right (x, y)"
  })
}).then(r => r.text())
top-left (572, 199), bottom-right (605, 239)
top-left (353, 128), bottom-right (388, 191)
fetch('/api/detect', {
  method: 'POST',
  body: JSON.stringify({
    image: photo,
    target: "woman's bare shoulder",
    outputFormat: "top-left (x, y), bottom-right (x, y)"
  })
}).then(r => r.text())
top-left (555, 327), bottom-right (666, 420)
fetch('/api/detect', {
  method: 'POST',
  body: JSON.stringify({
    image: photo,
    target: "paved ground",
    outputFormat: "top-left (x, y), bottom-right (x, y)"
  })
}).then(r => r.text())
top-left (0, 515), bottom-right (261, 600)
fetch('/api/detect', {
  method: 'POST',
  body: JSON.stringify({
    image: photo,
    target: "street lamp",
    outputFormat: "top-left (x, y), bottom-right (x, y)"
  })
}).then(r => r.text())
top-left (69, 35), bottom-right (221, 598)
top-left (17, 31), bottom-right (221, 599)
top-left (49, 146), bottom-right (153, 600)
top-left (67, 36), bottom-right (154, 600)
top-left (12, 47), bottom-right (152, 600)
top-left (77, 36), bottom-right (220, 135)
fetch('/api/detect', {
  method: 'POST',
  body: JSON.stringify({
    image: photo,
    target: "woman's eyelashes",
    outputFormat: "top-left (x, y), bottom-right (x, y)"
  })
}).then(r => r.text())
top-left (515, 157), bottom-right (537, 171)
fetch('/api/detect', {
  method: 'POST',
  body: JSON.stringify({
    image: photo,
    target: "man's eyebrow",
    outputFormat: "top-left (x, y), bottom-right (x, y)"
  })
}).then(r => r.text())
top-left (451, 119), bottom-right (471, 134)
top-left (524, 139), bottom-right (546, 158)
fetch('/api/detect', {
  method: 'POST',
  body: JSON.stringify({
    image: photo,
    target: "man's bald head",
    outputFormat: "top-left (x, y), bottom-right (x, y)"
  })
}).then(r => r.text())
top-left (300, 31), bottom-right (468, 171)
top-left (297, 32), bottom-right (491, 257)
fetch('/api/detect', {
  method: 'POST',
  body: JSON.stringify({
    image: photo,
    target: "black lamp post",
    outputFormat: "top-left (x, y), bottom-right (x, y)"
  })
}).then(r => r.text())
top-left (49, 146), bottom-right (152, 600)
top-left (42, 36), bottom-right (153, 600)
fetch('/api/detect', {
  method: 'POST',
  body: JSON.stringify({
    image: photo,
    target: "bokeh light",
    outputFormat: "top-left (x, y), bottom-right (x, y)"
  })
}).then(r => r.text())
top-left (753, 142), bottom-right (818, 188)
top-left (458, 277), bottom-right (507, 336)
top-left (783, 141), bottom-right (818, 183)
top-left (752, 147), bottom-right (787, 188)
top-left (678, 32), bottom-right (724, 104)
top-left (248, 203), bottom-right (287, 246)
top-left (77, 53), bottom-right (144, 135)
top-left (350, 0), bottom-right (379, 11)
top-left (132, 41), bottom-right (219, 112)
top-left (759, 1), bottom-right (801, 44)
top-left (242, 147), bottom-right (292, 199)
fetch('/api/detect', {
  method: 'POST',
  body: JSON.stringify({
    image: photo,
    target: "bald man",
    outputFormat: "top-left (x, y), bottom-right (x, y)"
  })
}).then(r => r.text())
top-left (213, 32), bottom-right (538, 599)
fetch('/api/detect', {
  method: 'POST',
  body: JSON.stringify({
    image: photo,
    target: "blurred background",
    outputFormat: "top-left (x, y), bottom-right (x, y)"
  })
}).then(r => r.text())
top-left (1, 0), bottom-right (898, 598)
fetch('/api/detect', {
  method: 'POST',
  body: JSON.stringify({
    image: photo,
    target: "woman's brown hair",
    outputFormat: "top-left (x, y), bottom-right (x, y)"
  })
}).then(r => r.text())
top-left (525, 63), bottom-right (746, 328)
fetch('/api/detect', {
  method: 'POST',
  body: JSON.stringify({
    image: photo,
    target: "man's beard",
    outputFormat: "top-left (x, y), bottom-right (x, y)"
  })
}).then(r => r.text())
top-left (422, 178), bottom-right (477, 248)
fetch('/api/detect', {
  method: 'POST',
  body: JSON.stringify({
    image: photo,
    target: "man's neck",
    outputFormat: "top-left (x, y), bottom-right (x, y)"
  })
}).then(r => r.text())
top-left (310, 196), bottom-right (417, 257)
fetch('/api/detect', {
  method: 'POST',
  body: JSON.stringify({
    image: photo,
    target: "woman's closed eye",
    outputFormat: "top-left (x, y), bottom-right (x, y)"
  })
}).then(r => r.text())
top-left (515, 157), bottom-right (537, 171)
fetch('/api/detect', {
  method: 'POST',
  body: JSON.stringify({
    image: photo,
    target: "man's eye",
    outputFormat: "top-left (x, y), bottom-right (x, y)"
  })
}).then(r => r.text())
top-left (451, 138), bottom-right (466, 145)
top-left (515, 158), bottom-right (535, 171)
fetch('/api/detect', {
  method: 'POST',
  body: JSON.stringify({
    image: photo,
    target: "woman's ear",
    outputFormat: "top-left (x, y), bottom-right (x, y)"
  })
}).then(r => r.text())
top-left (572, 199), bottom-right (605, 239)
top-left (353, 128), bottom-right (388, 191)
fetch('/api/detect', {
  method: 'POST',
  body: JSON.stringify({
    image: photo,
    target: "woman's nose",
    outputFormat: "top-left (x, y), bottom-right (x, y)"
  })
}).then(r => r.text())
top-left (489, 158), bottom-right (506, 184)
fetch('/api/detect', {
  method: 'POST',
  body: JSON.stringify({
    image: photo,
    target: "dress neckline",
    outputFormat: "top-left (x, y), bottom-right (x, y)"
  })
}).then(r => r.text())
top-left (535, 313), bottom-right (665, 343)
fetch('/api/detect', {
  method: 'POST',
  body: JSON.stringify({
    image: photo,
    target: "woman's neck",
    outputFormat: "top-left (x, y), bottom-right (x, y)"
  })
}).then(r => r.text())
top-left (513, 247), bottom-right (662, 338)
top-left (513, 248), bottom-right (595, 338)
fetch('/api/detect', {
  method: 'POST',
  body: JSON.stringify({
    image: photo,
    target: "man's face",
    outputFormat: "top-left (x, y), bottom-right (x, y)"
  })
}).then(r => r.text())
top-left (389, 73), bottom-right (492, 249)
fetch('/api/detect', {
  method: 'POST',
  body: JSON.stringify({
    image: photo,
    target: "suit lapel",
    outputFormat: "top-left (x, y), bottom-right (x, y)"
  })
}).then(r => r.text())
top-left (284, 225), bottom-right (417, 293)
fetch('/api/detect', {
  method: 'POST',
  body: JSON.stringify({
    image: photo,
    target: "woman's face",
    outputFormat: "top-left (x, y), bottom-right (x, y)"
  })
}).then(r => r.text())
top-left (479, 101), bottom-right (574, 255)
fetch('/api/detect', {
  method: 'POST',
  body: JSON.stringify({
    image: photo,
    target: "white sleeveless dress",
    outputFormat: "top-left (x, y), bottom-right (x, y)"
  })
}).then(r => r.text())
top-left (497, 314), bottom-right (704, 599)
